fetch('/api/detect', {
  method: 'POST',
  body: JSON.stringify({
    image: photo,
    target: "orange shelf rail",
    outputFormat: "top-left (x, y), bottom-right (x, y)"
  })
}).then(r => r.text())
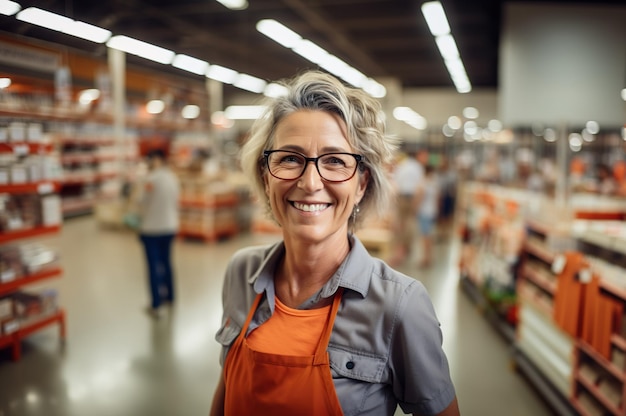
top-left (0, 225), bottom-right (61, 244)
top-left (0, 309), bottom-right (66, 361)
top-left (0, 182), bottom-right (60, 194)
top-left (0, 267), bottom-right (62, 296)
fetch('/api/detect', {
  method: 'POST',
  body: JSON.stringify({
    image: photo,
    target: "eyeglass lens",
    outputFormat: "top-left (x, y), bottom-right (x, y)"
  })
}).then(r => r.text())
top-left (267, 151), bottom-right (359, 182)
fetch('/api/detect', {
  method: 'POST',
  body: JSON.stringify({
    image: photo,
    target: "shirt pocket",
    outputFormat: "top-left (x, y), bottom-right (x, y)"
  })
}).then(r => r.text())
top-left (329, 348), bottom-right (388, 416)
top-left (329, 348), bottom-right (386, 382)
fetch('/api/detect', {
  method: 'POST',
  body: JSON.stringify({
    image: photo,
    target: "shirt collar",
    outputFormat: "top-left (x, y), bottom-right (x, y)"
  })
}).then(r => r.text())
top-left (250, 235), bottom-right (372, 300)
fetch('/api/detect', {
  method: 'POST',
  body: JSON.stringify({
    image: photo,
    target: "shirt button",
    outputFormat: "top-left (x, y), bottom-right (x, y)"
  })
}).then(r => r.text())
top-left (346, 361), bottom-right (355, 370)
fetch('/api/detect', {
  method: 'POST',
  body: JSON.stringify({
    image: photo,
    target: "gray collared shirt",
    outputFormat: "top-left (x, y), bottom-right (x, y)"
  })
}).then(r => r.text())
top-left (215, 235), bottom-right (456, 416)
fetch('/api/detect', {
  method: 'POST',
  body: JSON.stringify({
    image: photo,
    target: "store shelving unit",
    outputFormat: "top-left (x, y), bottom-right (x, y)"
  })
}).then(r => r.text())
top-left (178, 178), bottom-right (239, 242)
top-left (0, 179), bottom-right (65, 361)
top-left (511, 199), bottom-right (626, 416)
top-left (569, 221), bottom-right (626, 416)
top-left (457, 183), bottom-right (527, 341)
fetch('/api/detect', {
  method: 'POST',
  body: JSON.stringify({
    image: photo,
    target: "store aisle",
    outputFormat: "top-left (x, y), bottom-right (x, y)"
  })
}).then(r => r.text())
top-left (0, 216), bottom-right (555, 416)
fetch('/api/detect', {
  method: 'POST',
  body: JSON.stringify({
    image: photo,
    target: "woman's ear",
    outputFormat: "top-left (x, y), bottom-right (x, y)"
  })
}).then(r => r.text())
top-left (355, 169), bottom-right (370, 205)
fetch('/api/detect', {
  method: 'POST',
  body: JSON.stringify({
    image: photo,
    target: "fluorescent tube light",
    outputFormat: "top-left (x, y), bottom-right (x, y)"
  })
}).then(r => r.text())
top-left (215, 0), bottom-right (248, 10)
top-left (182, 105), bottom-right (200, 119)
top-left (335, 66), bottom-right (367, 88)
top-left (206, 65), bottom-right (238, 84)
top-left (224, 105), bottom-right (267, 120)
top-left (17, 7), bottom-right (74, 32)
top-left (421, 1), bottom-right (471, 93)
top-left (264, 83), bottom-right (289, 98)
top-left (172, 54), bottom-right (209, 75)
top-left (255, 18), bottom-right (386, 97)
top-left (0, 0), bottom-right (20, 16)
top-left (65, 21), bottom-right (111, 43)
top-left (435, 34), bottom-right (459, 60)
top-left (256, 19), bottom-right (302, 48)
top-left (292, 40), bottom-right (329, 64)
top-left (317, 55), bottom-right (349, 74)
top-left (362, 79), bottom-right (386, 99)
top-left (421, 1), bottom-right (450, 36)
top-left (17, 7), bottom-right (111, 43)
top-left (107, 35), bottom-right (175, 65)
top-left (393, 107), bottom-right (427, 130)
top-left (233, 73), bottom-right (267, 93)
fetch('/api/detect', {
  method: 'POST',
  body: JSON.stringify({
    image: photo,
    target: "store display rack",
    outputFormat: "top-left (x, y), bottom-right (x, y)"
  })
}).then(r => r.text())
top-left (0, 180), bottom-right (65, 361)
top-left (513, 199), bottom-right (626, 416)
top-left (178, 177), bottom-right (240, 242)
top-left (457, 182), bottom-right (626, 415)
top-left (457, 183), bottom-right (527, 341)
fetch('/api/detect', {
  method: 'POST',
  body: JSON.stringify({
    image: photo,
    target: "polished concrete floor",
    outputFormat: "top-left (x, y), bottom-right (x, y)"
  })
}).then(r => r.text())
top-left (0, 216), bottom-right (557, 416)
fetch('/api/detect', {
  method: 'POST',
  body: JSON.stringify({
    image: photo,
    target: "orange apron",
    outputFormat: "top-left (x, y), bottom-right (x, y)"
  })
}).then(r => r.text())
top-left (223, 290), bottom-right (344, 415)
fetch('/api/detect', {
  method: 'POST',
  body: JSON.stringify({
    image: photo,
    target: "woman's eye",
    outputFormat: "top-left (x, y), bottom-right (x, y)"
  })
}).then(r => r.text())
top-left (324, 156), bottom-right (346, 166)
top-left (281, 155), bottom-right (302, 164)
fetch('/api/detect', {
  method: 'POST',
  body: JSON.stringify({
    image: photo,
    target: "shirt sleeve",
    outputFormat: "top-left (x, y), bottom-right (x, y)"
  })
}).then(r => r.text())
top-left (390, 281), bottom-right (456, 415)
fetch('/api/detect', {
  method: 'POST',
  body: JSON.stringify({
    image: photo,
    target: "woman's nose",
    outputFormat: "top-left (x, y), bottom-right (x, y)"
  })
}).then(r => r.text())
top-left (298, 161), bottom-right (324, 191)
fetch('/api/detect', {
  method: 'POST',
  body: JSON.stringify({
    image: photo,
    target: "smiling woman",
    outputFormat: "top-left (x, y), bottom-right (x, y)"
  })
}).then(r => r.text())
top-left (209, 70), bottom-right (460, 416)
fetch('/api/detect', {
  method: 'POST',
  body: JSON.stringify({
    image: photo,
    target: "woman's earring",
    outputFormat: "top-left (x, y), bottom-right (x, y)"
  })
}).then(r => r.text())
top-left (351, 204), bottom-right (360, 224)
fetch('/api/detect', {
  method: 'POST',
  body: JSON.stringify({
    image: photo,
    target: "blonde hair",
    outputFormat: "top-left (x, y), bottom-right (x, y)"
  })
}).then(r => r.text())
top-left (240, 70), bottom-right (398, 229)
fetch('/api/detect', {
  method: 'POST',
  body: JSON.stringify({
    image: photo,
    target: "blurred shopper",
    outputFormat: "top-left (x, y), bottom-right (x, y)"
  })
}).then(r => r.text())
top-left (414, 164), bottom-right (440, 268)
top-left (437, 157), bottom-right (457, 234)
top-left (209, 71), bottom-right (459, 416)
top-left (389, 150), bottom-right (424, 265)
top-left (138, 149), bottom-right (180, 318)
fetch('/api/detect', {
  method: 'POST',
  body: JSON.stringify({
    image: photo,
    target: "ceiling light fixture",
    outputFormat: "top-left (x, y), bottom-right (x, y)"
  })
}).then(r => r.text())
top-left (256, 19), bottom-right (302, 48)
top-left (256, 18), bottom-right (386, 98)
top-left (16, 7), bottom-right (111, 43)
top-left (206, 65), bottom-right (238, 84)
top-left (263, 83), bottom-right (289, 98)
top-left (421, 1), bottom-right (450, 36)
top-left (146, 99), bottom-right (165, 114)
top-left (172, 54), bottom-right (209, 75)
top-left (421, 1), bottom-right (471, 93)
top-left (215, 0), bottom-right (248, 10)
top-left (107, 35), bottom-right (174, 64)
top-left (181, 105), bottom-right (200, 119)
top-left (0, 0), bottom-right (20, 16)
top-left (393, 106), bottom-right (427, 130)
top-left (233, 73), bottom-right (267, 94)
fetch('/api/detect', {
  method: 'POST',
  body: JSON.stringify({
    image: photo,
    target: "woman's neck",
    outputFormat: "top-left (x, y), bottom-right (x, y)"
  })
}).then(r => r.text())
top-left (275, 235), bottom-right (350, 308)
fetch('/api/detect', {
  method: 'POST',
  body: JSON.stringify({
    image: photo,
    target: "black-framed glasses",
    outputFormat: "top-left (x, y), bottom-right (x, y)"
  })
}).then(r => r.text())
top-left (263, 150), bottom-right (363, 182)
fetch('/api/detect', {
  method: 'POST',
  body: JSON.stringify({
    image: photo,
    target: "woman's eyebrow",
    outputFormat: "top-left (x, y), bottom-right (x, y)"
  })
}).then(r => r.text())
top-left (274, 145), bottom-right (351, 154)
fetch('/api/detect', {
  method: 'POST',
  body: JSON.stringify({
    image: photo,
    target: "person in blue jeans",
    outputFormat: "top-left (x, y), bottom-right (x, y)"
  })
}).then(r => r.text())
top-left (138, 149), bottom-right (180, 317)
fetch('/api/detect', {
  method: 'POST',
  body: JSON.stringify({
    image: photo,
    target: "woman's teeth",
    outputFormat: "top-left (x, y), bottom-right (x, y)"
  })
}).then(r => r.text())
top-left (293, 202), bottom-right (328, 212)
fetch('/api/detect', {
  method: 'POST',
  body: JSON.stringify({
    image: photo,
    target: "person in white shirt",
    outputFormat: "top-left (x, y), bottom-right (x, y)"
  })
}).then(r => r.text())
top-left (390, 151), bottom-right (424, 265)
top-left (138, 148), bottom-right (180, 317)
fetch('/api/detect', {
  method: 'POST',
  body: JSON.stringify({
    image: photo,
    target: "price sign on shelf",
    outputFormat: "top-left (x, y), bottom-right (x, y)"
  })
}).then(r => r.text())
top-left (12, 144), bottom-right (29, 156)
top-left (551, 255), bottom-right (566, 275)
top-left (37, 182), bottom-right (54, 195)
top-left (578, 268), bottom-right (592, 284)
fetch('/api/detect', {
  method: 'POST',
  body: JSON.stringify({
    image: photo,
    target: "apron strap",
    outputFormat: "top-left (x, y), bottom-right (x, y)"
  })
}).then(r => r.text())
top-left (313, 287), bottom-right (344, 364)
top-left (240, 293), bottom-right (264, 335)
